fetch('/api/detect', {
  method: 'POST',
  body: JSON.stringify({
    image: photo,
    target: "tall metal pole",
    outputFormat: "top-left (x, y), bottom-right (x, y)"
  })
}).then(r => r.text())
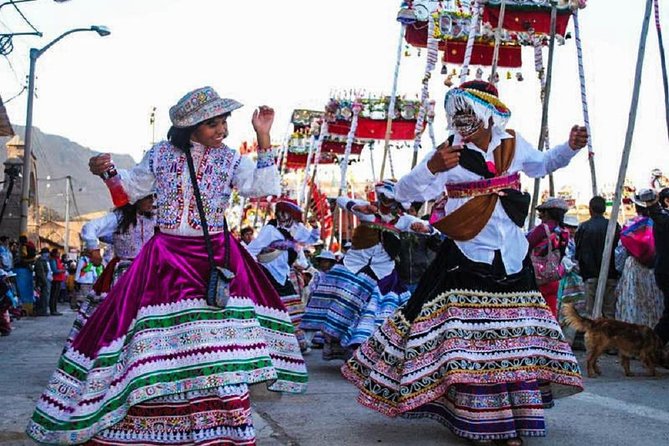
top-left (19, 49), bottom-right (37, 236)
top-left (593, 0), bottom-right (653, 319)
top-left (653, 0), bottom-right (669, 141)
top-left (528, 3), bottom-right (558, 230)
top-left (64, 175), bottom-right (71, 255)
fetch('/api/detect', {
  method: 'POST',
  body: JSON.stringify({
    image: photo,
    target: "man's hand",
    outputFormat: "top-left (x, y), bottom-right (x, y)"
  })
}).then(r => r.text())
top-left (89, 154), bottom-right (113, 176)
top-left (410, 222), bottom-right (431, 234)
top-left (352, 204), bottom-right (378, 215)
top-left (568, 125), bottom-right (588, 150)
top-left (426, 141), bottom-right (463, 174)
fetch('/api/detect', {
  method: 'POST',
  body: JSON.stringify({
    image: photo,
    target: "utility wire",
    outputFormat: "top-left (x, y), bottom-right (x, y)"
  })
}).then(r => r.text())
top-left (2, 84), bottom-right (25, 103)
top-left (68, 178), bottom-right (81, 217)
top-left (9, 0), bottom-right (39, 34)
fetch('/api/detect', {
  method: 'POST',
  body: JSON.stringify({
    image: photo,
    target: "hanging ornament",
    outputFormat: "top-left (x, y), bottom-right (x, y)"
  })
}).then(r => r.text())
top-left (417, 48), bottom-right (422, 57)
top-left (404, 44), bottom-right (411, 57)
top-left (441, 64), bottom-right (448, 75)
top-left (506, 71), bottom-right (512, 80)
top-left (444, 74), bottom-right (454, 87)
top-left (516, 72), bottom-right (524, 82)
top-left (451, 68), bottom-right (457, 76)
top-left (475, 67), bottom-right (483, 80)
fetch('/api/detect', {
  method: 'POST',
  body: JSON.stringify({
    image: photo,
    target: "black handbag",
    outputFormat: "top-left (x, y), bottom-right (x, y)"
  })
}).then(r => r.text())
top-left (183, 146), bottom-right (235, 308)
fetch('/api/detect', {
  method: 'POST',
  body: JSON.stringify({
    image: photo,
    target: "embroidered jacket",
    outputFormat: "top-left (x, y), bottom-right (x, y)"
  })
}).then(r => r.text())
top-left (118, 141), bottom-right (279, 236)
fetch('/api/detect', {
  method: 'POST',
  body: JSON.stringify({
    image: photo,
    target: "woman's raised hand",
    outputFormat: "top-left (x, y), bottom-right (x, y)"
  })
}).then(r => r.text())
top-left (89, 153), bottom-right (113, 176)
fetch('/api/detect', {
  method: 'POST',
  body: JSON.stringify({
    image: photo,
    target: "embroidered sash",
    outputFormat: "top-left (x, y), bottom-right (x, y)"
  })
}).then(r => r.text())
top-left (433, 129), bottom-right (518, 241)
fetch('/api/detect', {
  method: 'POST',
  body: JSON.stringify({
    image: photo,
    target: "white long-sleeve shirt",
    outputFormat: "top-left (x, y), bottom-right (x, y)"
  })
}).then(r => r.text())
top-left (81, 212), bottom-right (156, 259)
top-left (395, 127), bottom-right (580, 275)
top-left (246, 222), bottom-right (319, 286)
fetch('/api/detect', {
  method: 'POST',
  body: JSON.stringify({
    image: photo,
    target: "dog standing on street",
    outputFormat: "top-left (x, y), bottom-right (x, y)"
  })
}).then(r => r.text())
top-left (562, 303), bottom-right (666, 377)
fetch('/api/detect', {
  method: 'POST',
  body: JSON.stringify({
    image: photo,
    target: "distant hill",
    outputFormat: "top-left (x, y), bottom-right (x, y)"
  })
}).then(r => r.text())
top-left (0, 125), bottom-right (137, 216)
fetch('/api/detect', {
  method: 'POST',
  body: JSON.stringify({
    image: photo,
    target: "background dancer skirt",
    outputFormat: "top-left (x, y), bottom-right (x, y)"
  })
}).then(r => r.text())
top-left (261, 265), bottom-right (308, 351)
top-left (64, 257), bottom-right (131, 350)
top-left (342, 239), bottom-right (583, 441)
top-left (301, 264), bottom-right (410, 357)
top-left (27, 232), bottom-right (308, 445)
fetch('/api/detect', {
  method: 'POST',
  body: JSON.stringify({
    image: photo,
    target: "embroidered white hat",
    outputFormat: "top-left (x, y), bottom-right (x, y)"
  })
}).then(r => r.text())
top-left (169, 86), bottom-right (243, 128)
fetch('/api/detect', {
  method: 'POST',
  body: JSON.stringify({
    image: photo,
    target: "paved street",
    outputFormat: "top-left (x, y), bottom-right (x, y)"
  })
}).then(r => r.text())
top-left (2, 309), bottom-right (668, 446)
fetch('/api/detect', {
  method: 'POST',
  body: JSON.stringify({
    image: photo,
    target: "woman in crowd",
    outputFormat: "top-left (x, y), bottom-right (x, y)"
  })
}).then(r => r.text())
top-left (527, 197), bottom-right (571, 318)
top-left (615, 189), bottom-right (665, 327)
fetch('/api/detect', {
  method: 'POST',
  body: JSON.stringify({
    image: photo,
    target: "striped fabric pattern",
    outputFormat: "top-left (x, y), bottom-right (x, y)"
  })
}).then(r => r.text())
top-left (342, 289), bottom-right (583, 419)
top-left (402, 380), bottom-right (551, 440)
top-left (85, 385), bottom-right (255, 445)
top-left (300, 264), bottom-right (410, 347)
top-left (27, 297), bottom-right (308, 445)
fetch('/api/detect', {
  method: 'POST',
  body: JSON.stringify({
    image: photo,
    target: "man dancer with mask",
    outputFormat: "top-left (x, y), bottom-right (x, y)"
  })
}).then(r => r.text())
top-left (343, 81), bottom-right (587, 445)
top-left (247, 198), bottom-right (320, 352)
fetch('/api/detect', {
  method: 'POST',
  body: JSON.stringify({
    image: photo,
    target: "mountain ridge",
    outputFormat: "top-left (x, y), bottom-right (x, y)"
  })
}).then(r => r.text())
top-left (0, 125), bottom-right (137, 217)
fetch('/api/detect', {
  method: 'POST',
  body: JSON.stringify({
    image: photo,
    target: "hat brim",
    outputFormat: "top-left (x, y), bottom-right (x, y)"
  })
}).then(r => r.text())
top-left (276, 202), bottom-right (303, 221)
top-left (171, 98), bottom-right (243, 128)
top-left (631, 197), bottom-right (659, 208)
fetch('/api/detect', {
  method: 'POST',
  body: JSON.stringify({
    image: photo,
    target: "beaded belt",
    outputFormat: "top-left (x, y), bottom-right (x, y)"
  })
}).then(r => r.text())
top-left (446, 172), bottom-right (521, 199)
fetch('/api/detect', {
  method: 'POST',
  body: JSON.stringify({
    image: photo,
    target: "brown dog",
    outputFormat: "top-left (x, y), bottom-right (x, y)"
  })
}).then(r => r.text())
top-left (562, 303), bottom-right (665, 377)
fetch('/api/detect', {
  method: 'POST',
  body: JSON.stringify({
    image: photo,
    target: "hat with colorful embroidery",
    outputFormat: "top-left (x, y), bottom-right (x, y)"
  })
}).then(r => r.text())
top-left (536, 197), bottom-right (570, 211)
top-left (169, 86), bottom-right (243, 128)
top-left (275, 198), bottom-right (303, 222)
top-left (444, 80), bottom-right (511, 130)
top-left (315, 250), bottom-right (337, 261)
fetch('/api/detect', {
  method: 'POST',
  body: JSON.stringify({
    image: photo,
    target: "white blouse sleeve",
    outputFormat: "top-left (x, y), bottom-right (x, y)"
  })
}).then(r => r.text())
top-left (246, 224), bottom-right (281, 257)
top-left (394, 214), bottom-right (436, 234)
top-left (81, 213), bottom-right (119, 250)
top-left (232, 151), bottom-right (281, 198)
top-left (336, 197), bottom-right (376, 222)
top-left (117, 147), bottom-right (156, 203)
top-left (291, 223), bottom-right (320, 244)
top-left (395, 150), bottom-right (446, 203)
top-left (516, 133), bottom-right (581, 178)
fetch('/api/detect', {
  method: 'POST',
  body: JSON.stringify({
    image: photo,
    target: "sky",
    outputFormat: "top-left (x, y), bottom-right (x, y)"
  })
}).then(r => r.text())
top-left (1, 0), bottom-right (668, 204)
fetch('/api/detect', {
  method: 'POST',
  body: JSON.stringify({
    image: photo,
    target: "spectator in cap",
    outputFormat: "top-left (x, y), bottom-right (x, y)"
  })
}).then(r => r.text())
top-left (575, 196), bottom-right (620, 319)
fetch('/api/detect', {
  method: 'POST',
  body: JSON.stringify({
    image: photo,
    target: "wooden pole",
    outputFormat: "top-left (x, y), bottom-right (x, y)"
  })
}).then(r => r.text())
top-left (593, 0), bottom-right (653, 319)
top-left (489, 0), bottom-right (507, 83)
top-left (380, 24), bottom-right (406, 179)
top-left (528, 3), bottom-right (558, 230)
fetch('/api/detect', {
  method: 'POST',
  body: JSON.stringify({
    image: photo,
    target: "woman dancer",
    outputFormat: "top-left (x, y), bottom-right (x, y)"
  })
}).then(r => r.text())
top-left (27, 86), bottom-right (307, 445)
top-left (64, 194), bottom-right (156, 347)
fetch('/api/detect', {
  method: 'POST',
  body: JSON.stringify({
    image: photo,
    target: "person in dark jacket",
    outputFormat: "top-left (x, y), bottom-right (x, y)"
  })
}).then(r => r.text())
top-left (575, 196), bottom-right (620, 318)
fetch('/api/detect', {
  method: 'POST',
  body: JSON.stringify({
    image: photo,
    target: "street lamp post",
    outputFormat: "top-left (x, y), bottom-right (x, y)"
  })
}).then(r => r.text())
top-left (19, 25), bottom-right (110, 236)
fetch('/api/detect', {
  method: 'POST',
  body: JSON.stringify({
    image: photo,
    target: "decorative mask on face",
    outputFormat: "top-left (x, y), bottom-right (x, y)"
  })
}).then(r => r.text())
top-left (277, 211), bottom-right (294, 227)
top-left (452, 110), bottom-right (483, 139)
